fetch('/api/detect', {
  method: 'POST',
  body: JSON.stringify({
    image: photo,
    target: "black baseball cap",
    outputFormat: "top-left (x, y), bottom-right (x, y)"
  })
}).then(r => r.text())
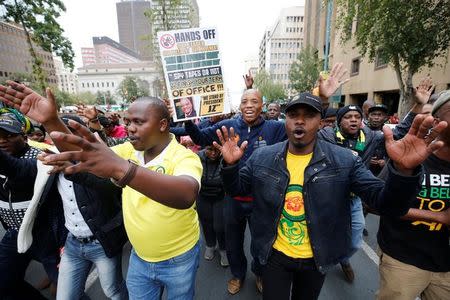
top-left (285, 92), bottom-right (323, 114)
top-left (0, 114), bottom-right (24, 134)
top-left (61, 115), bottom-right (86, 127)
top-left (368, 104), bottom-right (388, 114)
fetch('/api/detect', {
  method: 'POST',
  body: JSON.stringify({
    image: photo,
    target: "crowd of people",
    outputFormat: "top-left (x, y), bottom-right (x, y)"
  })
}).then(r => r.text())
top-left (0, 62), bottom-right (448, 300)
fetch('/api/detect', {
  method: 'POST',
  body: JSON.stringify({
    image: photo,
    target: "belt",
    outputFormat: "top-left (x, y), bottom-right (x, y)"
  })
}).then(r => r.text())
top-left (73, 235), bottom-right (96, 244)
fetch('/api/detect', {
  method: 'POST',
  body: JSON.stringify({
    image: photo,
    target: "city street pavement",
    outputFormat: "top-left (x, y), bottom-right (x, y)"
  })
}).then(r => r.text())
top-left (15, 214), bottom-right (381, 299)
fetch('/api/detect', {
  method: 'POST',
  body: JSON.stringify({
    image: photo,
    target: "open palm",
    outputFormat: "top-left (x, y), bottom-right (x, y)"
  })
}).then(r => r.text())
top-left (0, 81), bottom-right (58, 124)
top-left (212, 126), bottom-right (248, 165)
top-left (384, 115), bottom-right (447, 170)
top-left (318, 63), bottom-right (349, 98)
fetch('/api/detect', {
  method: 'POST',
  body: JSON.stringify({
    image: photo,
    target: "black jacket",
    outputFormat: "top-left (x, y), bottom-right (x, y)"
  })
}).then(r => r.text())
top-left (221, 139), bottom-right (422, 272)
top-left (198, 150), bottom-right (223, 198)
top-left (0, 152), bottom-right (127, 258)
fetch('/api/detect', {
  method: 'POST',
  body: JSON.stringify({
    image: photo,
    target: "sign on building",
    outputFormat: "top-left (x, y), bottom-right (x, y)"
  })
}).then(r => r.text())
top-left (158, 27), bottom-right (230, 122)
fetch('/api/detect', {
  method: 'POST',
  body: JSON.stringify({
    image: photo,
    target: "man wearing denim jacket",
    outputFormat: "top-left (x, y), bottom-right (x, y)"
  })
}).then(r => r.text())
top-left (214, 92), bottom-right (446, 300)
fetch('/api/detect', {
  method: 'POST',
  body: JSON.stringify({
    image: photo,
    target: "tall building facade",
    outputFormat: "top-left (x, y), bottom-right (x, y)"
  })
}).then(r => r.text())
top-left (304, 0), bottom-right (450, 112)
top-left (54, 56), bottom-right (78, 94)
top-left (116, 0), bottom-right (200, 61)
top-left (258, 6), bottom-right (305, 97)
top-left (116, 0), bottom-right (152, 60)
top-left (81, 36), bottom-right (141, 67)
top-left (0, 21), bottom-right (57, 85)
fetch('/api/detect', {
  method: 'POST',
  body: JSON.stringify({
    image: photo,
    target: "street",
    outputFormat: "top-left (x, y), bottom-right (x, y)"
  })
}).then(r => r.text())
top-left (17, 214), bottom-right (382, 299)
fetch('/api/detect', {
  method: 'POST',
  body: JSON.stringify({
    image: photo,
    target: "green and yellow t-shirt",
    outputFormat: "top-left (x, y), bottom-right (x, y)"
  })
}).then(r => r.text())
top-left (273, 151), bottom-right (313, 258)
top-left (112, 134), bottom-right (202, 262)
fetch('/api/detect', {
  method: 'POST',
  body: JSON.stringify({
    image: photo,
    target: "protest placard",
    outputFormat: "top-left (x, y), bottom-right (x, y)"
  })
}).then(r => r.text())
top-left (158, 27), bottom-right (230, 122)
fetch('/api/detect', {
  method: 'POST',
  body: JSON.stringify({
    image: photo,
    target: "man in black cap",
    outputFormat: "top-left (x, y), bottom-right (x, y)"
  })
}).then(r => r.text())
top-left (0, 110), bottom-right (54, 299)
top-left (214, 91), bottom-right (445, 300)
top-left (320, 107), bottom-right (337, 129)
top-left (368, 104), bottom-right (389, 131)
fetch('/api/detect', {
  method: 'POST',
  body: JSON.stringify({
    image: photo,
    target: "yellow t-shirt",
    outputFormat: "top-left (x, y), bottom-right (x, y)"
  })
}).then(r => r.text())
top-left (112, 135), bottom-right (202, 262)
top-left (273, 151), bottom-right (313, 258)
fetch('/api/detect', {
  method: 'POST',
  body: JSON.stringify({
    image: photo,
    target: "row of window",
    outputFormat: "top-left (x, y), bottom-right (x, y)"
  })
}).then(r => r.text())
top-left (271, 41), bottom-right (301, 49)
top-left (81, 81), bottom-right (115, 88)
top-left (0, 70), bottom-right (58, 84)
top-left (351, 53), bottom-right (389, 75)
top-left (286, 27), bottom-right (303, 33)
top-left (271, 52), bottom-right (298, 60)
top-left (270, 63), bottom-right (292, 71)
top-left (271, 74), bottom-right (289, 81)
top-left (286, 16), bottom-right (303, 23)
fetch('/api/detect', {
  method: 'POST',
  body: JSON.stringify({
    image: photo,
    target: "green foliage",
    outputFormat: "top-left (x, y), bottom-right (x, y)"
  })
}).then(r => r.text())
top-left (335, 0), bottom-right (450, 115)
top-left (253, 70), bottom-right (286, 103)
top-left (96, 91), bottom-right (117, 105)
top-left (117, 76), bottom-right (150, 103)
top-left (53, 90), bottom-right (97, 108)
top-left (289, 46), bottom-right (322, 93)
top-left (1, 0), bottom-right (75, 92)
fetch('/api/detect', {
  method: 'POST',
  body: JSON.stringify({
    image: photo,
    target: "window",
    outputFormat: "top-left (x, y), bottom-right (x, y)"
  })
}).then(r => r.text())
top-left (86, 82), bottom-right (89, 87)
top-left (375, 50), bottom-right (388, 69)
top-left (351, 58), bottom-right (360, 75)
top-left (97, 82), bottom-right (99, 87)
top-left (102, 82), bottom-right (104, 87)
top-left (107, 82), bottom-right (109, 87)
top-left (112, 82), bottom-right (114, 87)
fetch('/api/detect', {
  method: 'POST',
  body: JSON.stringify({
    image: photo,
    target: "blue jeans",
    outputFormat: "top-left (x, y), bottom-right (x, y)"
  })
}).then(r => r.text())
top-left (126, 241), bottom-right (200, 300)
top-left (341, 197), bottom-right (365, 264)
top-left (224, 196), bottom-right (263, 280)
top-left (57, 233), bottom-right (127, 300)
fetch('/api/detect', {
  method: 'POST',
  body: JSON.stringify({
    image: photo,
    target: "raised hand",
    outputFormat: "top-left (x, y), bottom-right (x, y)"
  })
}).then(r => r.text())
top-left (318, 63), bottom-right (349, 99)
top-left (76, 104), bottom-right (98, 121)
top-left (384, 114), bottom-right (447, 171)
top-left (41, 120), bottom-right (129, 179)
top-left (243, 70), bottom-right (254, 89)
top-left (213, 126), bottom-right (248, 165)
top-left (0, 81), bottom-right (58, 124)
top-left (163, 98), bottom-right (174, 118)
top-left (413, 77), bottom-right (434, 105)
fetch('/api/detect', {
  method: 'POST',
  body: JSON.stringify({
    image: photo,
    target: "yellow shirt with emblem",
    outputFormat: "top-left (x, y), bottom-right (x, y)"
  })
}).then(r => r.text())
top-left (112, 135), bottom-right (202, 262)
top-left (273, 151), bottom-right (313, 258)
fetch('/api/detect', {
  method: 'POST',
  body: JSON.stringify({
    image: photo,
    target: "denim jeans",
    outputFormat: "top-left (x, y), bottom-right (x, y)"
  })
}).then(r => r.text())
top-left (57, 233), bottom-right (127, 300)
top-left (126, 241), bottom-right (200, 300)
top-left (0, 229), bottom-right (47, 299)
top-left (341, 196), bottom-right (365, 264)
top-left (224, 196), bottom-right (263, 280)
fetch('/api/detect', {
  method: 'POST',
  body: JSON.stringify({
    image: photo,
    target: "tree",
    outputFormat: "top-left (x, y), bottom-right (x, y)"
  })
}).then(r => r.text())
top-left (335, 0), bottom-right (450, 117)
top-left (144, 0), bottom-right (196, 97)
top-left (117, 76), bottom-right (150, 103)
top-left (289, 46), bottom-right (322, 93)
top-left (1, 0), bottom-right (75, 93)
top-left (253, 70), bottom-right (286, 103)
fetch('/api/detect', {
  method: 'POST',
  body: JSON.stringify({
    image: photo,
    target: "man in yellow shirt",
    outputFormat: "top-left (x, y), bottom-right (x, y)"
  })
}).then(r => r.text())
top-left (213, 92), bottom-right (447, 299)
top-left (0, 82), bottom-right (203, 300)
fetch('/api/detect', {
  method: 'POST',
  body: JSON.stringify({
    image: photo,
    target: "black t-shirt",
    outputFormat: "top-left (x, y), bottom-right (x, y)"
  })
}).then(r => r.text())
top-left (378, 154), bottom-right (450, 272)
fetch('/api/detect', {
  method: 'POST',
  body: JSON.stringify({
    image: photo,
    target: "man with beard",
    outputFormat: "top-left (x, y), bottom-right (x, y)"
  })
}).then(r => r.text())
top-left (177, 63), bottom-right (349, 294)
top-left (213, 91), bottom-right (446, 300)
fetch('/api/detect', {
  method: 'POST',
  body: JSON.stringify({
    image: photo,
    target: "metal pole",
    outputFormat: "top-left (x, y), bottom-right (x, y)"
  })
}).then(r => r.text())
top-left (324, 0), bottom-right (333, 71)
